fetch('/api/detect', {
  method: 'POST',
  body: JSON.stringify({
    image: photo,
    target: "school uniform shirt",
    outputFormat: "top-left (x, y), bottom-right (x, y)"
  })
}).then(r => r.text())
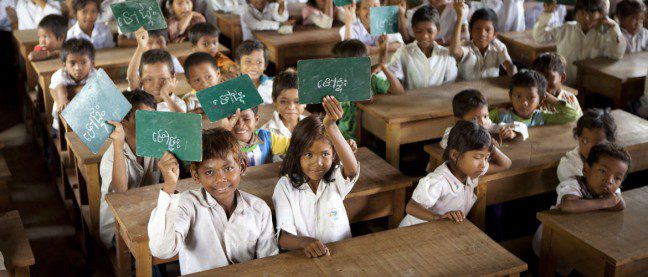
top-left (66, 21), bottom-right (115, 49)
top-left (171, 55), bottom-right (185, 74)
top-left (458, 38), bottom-right (512, 81)
top-left (241, 3), bottom-right (289, 40)
top-left (148, 188), bottom-right (278, 275)
top-left (400, 161), bottom-right (488, 227)
top-left (621, 27), bottom-right (648, 53)
top-left (489, 101), bottom-right (578, 127)
top-left (406, 3), bottom-right (468, 42)
top-left (338, 19), bottom-right (404, 46)
top-left (257, 75), bottom-right (274, 104)
top-left (242, 129), bottom-right (290, 166)
top-left (273, 164), bottom-right (360, 244)
top-left (524, 2), bottom-right (566, 31)
top-left (260, 111), bottom-right (306, 138)
top-left (183, 90), bottom-right (201, 111)
top-left (557, 146), bottom-right (583, 182)
top-left (11, 0), bottom-right (61, 30)
top-left (496, 0), bottom-right (525, 32)
top-left (386, 41), bottom-right (457, 90)
top-left (157, 94), bottom-right (188, 112)
top-left (208, 0), bottom-right (246, 14)
top-left (99, 141), bottom-right (161, 247)
top-left (49, 68), bottom-right (97, 130)
top-left (533, 13), bottom-right (627, 86)
top-left (301, 5), bottom-right (344, 29)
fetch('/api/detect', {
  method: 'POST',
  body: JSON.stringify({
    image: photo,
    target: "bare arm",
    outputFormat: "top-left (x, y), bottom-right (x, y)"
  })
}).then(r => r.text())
top-left (381, 64), bottom-right (406, 95)
top-left (323, 96), bottom-right (358, 178)
top-left (107, 121), bottom-right (128, 193)
top-left (557, 194), bottom-right (622, 213)
top-left (503, 60), bottom-right (517, 77)
top-left (486, 145), bottom-right (512, 174)
top-left (127, 27), bottom-right (149, 90)
top-left (449, 0), bottom-right (465, 60)
top-left (278, 230), bottom-right (330, 258)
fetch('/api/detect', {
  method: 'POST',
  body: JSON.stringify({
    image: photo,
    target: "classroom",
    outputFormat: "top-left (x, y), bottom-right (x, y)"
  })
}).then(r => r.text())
top-left (0, 0), bottom-right (647, 275)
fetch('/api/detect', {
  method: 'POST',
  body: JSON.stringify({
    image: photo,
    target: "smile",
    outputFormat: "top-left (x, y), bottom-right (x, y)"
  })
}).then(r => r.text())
top-left (215, 184), bottom-right (233, 193)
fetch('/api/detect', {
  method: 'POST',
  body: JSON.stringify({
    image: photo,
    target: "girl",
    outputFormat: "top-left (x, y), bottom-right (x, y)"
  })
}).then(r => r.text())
top-left (399, 120), bottom-right (511, 227)
top-left (163, 0), bottom-right (206, 42)
top-left (66, 0), bottom-right (115, 49)
top-left (273, 96), bottom-right (359, 258)
top-left (302, 0), bottom-right (344, 29)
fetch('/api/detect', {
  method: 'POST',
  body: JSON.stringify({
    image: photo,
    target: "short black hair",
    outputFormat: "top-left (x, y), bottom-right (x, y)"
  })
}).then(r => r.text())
top-left (38, 14), bottom-right (68, 40)
top-left (192, 127), bottom-right (247, 170)
top-left (574, 0), bottom-right (606, 13)
top-left (139, 49), bottom-right (175, 76)
top-left (531, 52), bottom-right (567, 75)
top-left (60, 38), bottom-right (95, 62)
top-left (573, 108), bottom-right (617, 142)
top-left (235, 40), bottom-right (268, 64)
top-left (616, 0), bottom-right (646, 18)
top-left (586, 142), bottom-right (631, 173)
top-left (411, 5), bottom-right (440, 29)
top-left (183, 52), bottom-right (219, 79)
top-left (123, 89), bottom-right (156, 120)
top-left (148, 29), bottom-right (170, 41)
top-left (72, 0), bottom-right (102, 14)
top-left (452, 89), bottom-right (488, 118)
top-left (188, 22), bottom-right (220, 45)
top-left (469, 8), bottom-right (499, 33)
top-left (272, 68), bottom-right (298, 101)
top-left (509, 69), bottom-right (547, 99)
top-left (443, 120), bottom-right (493, 161)
top-left (331, 39), bottom-right (369, 58)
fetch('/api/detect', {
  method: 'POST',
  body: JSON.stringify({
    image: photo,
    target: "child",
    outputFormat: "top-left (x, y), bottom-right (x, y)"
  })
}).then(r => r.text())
top-left (533, 0), bottom-right (627, 86)
top-left (187, 23), bottom-right (238, 80)
top-left (122, 28), bottom-right (185, 73)
top-left (525, 1), bottom-right (567, 30)
top-left (182, 52), bottom-right (221, 113)
top-left (616, 0), bottom-right (647, 52)
top-left (235, 40), bottom-right (274, 104)
top-left (470, 0), bottom-right (525, 33)
top-left (50, 38), bottom-right (96, 133)
top-left (340, 0), bottom-right (404, 54)
top-left (400, 120), bottom-right (511, 227)
top-left (449, 3), bottom-right (517, 81)
top-left (5, 0), bottom-right (62, 30)
top-left (557, 108), bottom-right (616, 182)
top-left (28, 14), bottom-right (67, 61)
top-left (261, 69), bottom-right (306, 137)
top-left (400, 0), bottom-right (470, 44)
top-left (128, 47), bottom-right (187, 112)
top-left (490, 69), bottom-right (578, 126)
top-left (163, 0), bottom-right (206, 42)
top-left (66, 0), bottom-right (115, 49)
top-left (531, 52), bottom-right (583, 116)
top-left (210, 0), bottom-right (246, 14)
top-left (381, 6), bottom-right (457, 94)
top-left (302, 0), bottom-right (344, 29)
top-left (273, 96), bottom-right (359, 258)
top-left (99, 89), bottom-right (160, 248)
top-left (241, 0), bottom-right (291, 40)
top-left (148, 128), bottom-right (278, 274)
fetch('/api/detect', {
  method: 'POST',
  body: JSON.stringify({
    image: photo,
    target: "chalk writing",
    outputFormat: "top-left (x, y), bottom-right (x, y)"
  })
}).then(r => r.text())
top-left (152, 129), bottom-right (182, 151)
top-left (213, 90), bottom-right (246, 105)
top-left (82, 105), bottom-right (109, 142)
top-left (317, 77), bottom-right (348, 92)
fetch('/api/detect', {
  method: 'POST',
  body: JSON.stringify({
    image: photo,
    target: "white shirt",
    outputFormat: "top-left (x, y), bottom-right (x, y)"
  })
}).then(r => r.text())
top-left (339, 19), bottom-right (404, 46)
top-left (157, 94), bottom-right (188, 112)
top-left (533, 13), bottom-right (627, 86)
top-left (257, 76), bottom-right (274, 104)
top-left (273, 165), bottom-right (360, 244)
top-left (525, 2), bottom-right (566, 31)
top-left (557, 146), bottom-right (583, 183)
top-left (497, 0), bottom-right (525, 32)
top-left (171, 55), bottom-right (185, 74)
top-left (208, 0), bottom-right (246, 14)
top-left (50, 68), bottom-right (97, 130)
top-left (400, 161), bottom-right (487, 227)
top-left (387, 41), bottom-right (457, 90)
top-left (458, 38), bottom-right (512, 81)
top-left (182, 93), bottom-right (201, 111)
top-left (621, 28), bottom-right (648, 53)
top-left (148, 188), bottom-right (279, 275)
top-left (66, 21), bottom-right (115, 49)
top-left (97, 0), bottom-right (123, 23)
top-left (99, 141), bottom-right (161, 247)
top-left (11, 0), bottom-right (61, 30)
top-left (241, 3), bottom-right (289, 40)
top-left (260, 110), bottom-right (306, 138)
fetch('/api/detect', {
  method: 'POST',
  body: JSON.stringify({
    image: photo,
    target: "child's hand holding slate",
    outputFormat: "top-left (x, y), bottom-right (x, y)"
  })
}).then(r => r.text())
top-left (196, 74), bottom-right (264, 122)
top-left (159, 151), bottom-right (180, 194)
top-left (220, 108), bottom-right (242, 131)
top-left (107, 120), bottom-right (126, 144)
top-left (135, 27), bottom-right (149, 49)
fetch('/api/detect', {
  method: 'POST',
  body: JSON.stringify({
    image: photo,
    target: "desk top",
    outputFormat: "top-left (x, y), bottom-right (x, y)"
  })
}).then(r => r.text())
top-left (0, 211), bottom-right (35, 269)
top-left (215, 3), bottom-right (304, 22)
top-left (574, 51), bottom-right (648, 82)
top-left (188, 220), bottom-right (527, 276)
top-left (497, 30), bottom-right (556, 51)
top-left (253, 24), bottom-right (342, 47)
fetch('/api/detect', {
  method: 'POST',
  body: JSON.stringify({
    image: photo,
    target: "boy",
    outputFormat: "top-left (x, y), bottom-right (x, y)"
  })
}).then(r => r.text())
top-left (5, 0), bottom-right (61, 30)
top-left (241, 0), bottom-right (292, 40)
top-left (340, 0), bottom-right (404, 54)
top-left (122, 28), bottom-right (184, 73)
top-left (235, 40), bottom-right (274, 104)
top-left (182, 52), bottom-right (221, 113)
top-left (616, 0), bottom-right (647, 52)
top-left (99, 89), bottom-right (160, 248)
top-left (531, 53), bottom-right (583, 117)
top-left (399, 0), bottom-right (469, 44)
top-left (148, 128), bottom-right (278, 274)
top-left (28, 14), bottom-right (67, 61)
top-left (260, 68), bottom-right (306, 138)
top-left (187, 23), bottom-right (238, 80)
top-left (533, 0), bottom-right (626, 86)
top-left (450, 3), bottom-right (517, 81)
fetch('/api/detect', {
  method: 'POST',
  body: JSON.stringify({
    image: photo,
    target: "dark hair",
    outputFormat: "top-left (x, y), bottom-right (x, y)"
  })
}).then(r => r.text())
top-left (188, 23), bottom-right (220, 45)
top-left (585, 142), bottom-right (631, 174)
top-left (573, 108), bottom-right (617, 142)
top-left (38, 14), bottom-right (68, 40)
top-left (122, 89), bottom-right (156, 120)
top-left (331, 39), bottom-right (369, 58)
top-left (411, 5), bottom-right (440, 29)
top-left (452, 89), bottom-right (488, 118)
top-left (60, 38), bottom-right (95, 62)
top-left (163, 0), bottom-right (196, 18)
top-left (235, 40), bottom-right (268, 63)
top-left (616, 0), bottom-right (646, 18)
top-left (443, 120), bottom-right (493, 161)
top-left (148, 29), bottom-right (170, 41)
top-left (72, 0), bottom-right (102, 14)
top-left (139, 49), bottom-right (176, 76)
top-left (509, 69), bottom-right (547, 99)
top-left (280, 115), bottom-right (339, 187)
top-left (574, 0), bottom-right (605, 13)
top-left (531, 52), bottom-right (567, 75)
top-left (192, 127), bottom-right (247, 170)
top-left (469, 8), bottom-right (499, 33)
top-left (272, 68), bottom-right (298, 101)
top-left (183, 52), bottom-right (219, 79)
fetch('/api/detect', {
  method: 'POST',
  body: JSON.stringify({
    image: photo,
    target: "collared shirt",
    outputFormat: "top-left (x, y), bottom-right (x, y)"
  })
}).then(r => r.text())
top-left (557, 146), bottom-right (584, 183)
top-left (621, 27), bottom-right (648, 53)
top-left (387, 41), bottom-right (457, 90)
top-left (553, 176), bottom-right (621, 209)
top-left (257, 75), bottom-right (274, 104)
top-left (148, 188), bottom-right (278, 275)
top-left (260, 110), bottom-right (306, 138)
top-left (458, 38), bottom-right (512, 81)
top-left (66, 21), bottom-right (115, 49)
top-left (489, 101), bottom-right (578, 127)
top-left (273, 165), bottom-right (360, 244)
top-left (99, 141), bottom-right (161, 247)
top-left (241, 3), bottom-right (289, 40)
top-left (50, 68), bottom-right (97, 130)
top-left (157, 94), bottom-right (188, 112)
top-left (338, 19), bottom-right (404, 46)
top-left (12, 0), bottom-right (61, 30)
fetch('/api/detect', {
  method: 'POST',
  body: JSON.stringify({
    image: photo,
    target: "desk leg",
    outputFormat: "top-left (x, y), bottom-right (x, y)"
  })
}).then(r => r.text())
top-left (84, 163), bottom-right (101, 236)
top-left (275, 49), bottom-right (285, 71)
top-left (116, 221), bottom-right (132, 277)
top-left (14, 266), bottom-right (30, 277)
top-left (470, 181), bottom-right (488, 231)
top-left (135, 242), bottom-right (153, 277)
top-left (385, 123), bottom-right (401, 169)
top-left (388, 188), bottom-right (406, 229)
top-left (538, 225), bottom-right (557, 277)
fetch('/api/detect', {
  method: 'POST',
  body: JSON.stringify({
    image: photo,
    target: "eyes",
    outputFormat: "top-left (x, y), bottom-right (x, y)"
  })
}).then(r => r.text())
top-left (192, 74), bottom-right (212, 83)
top-left (204, 166), bottom-right (235, 176)
top-left (304, 152), bottom-right (330, 158)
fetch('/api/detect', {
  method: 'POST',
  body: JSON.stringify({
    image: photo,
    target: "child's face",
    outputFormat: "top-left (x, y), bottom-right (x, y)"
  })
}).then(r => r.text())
top-left (194, 35), bottom-right (220, 57)
top-left (192, 152), bottom-right (246, 205)
top-left (412, 21), bottom-right (438, 49)
top-left (64, 53), bottom-right (94, 82)
top-left (146, 35), bottom-right (168, 50)
top-left (37, 28), bottom-right (64, 50)
top-left (540, 70), bottom-right (564, 95)
top-left (239, 50), bottom-right (266, 82)
top-left (470, 19), bottom-right (496, 51)
top-left (583, 155), bottom-right (627, 196)
top-left (575, 10), bottom-right (603, 32)
top-left (274, 88), bottom-right (305, 123)
top-left (77, 2), bottom-right (99, 31)
top-left (249, 0), bottom-right (268, 11)
top-left (299, 138), bottom-right (334, 183)
top-left (172, 0), bottom-right (193, 18)
top-left (231, 109), bottom-right (259, 143)
top-left (619, 12), bottom-right (645, 35)
top-left (359, 0), bottom-right (380, 26)
top-left (141, 62), bottom-right (173, 99)
top-left (511, 86), bottom-right (541, 119)
top-left (461, 105), bottom-right (491, 130)
top-left (452, 147), bottom-right (490, 180)
top-left (578, 127), bottom-right (608, 159)
top-left (187, 62), bottom-right (220, 91)
top-left (427, 0), bottom-right (445, 9)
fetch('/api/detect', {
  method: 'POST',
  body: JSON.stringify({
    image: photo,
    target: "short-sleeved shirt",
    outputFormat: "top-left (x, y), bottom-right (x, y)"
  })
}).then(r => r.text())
top-left (66, 21), bottom-right (115, 49)
top-left (557, 146), bottom-right (584, 183)
top-left (260, 110), bottom-right (306, 138)
top-left (12, 0), bottom-right (62, 30)
top-left (257, 75), bottom-right (274, 104)
top-left (458, 38), bottom-right (512, 81)
top-left (622, 27), bottom-right (648, 53)
top-left (387, 41), bottom-right (457, 90)
top-left (50, 68), bottom-right (97, 130)
top-left (157, 93), bottom-right (188, 112)
top-left (553, 176), bottom-right (621, 209)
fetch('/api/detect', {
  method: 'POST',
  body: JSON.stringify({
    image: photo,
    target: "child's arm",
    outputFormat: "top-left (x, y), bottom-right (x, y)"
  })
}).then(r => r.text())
top-left (541, 93), bottom-right (578, 124)
top-left (557, 193), bottom-right (622, 213)
top-left (381, 64), bottom-right (406, 95)
top-left (378, 36), bottom-right (406, 95)
top-left (532, 0), bottom-right (559, 43)
top-left (28, 49), bottom-right (59, 61)
top-left (597, 16), bottom-right (626, 60)
top-left (342, 2), bottom-right (356, 40)
top-left (308, 0), bottom-right (334, 29)
top-left (127, 27), bottom-right (148, 90)
top-left (276, 0), bottom-right (288, 21)
top-left (486, 145), bottom-right (512, 174)
top-left (397, 0), bottom-right (412, 43)
top-left (53, 84), bottom-right (69, 113)
top-left (449, 0), bottom-right (466, 60)
top-left (219, 108), bottom-right (241, 131)
top-left (405, 199), bottom-right (465, 222)
top-left (323, 96), bottom-right (358, 178)
top-left (278, 230), bottom-right (330, 258)
top-left (106, 121), bottom-right (129, 193)
top-left (159, 78), bottom-right (184, 113)
top-left (503, 60), bottom-right (517, 77)
top-left (6, 5), bottom-right (17, 30)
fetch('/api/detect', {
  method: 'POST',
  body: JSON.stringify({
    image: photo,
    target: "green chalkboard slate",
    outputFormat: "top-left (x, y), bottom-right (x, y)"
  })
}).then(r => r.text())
top-left (61, 69), bottom-right (132, 154)
top-left (370, 6), bottom-right (399, 36)
top-left (537, 0), bottom-right (576, 5)
top-left (333, 0), bottom-right (359, 7)
top-left (135, 110), bottom-right (203, 162)
top-left (196, 74), bottom-right (264, 122)
top-left (297, 57), bottom-right (371, 104)
top-left (111, 0), bottom-right (167, 34)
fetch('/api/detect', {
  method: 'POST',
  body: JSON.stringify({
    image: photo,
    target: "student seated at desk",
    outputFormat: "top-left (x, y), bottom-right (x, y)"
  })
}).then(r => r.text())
top-left (531, 53), bottom-right (583, 117)
top-left (261, 69), bottom-right (306, 138)
top-left (525, 1), bottom-right (567, 30)
top-left (241, 0), bottom-right (292, 40)
top-left (5, 0), bottom-right (62, 30)
top-left (274, 97), bottom-right (359, 258)
top-left (616, 0), bottom-right (647, 53)
top-left (122, 27), bottom-right (185, 73)
top-left (209, 0), bottom-right (246, 14)
top-left (400, 120), bottom-right (511, 227)
top-left (66, 0), bottom-right (115, 49)
top-left (182, 52), bottom-right (221, 113)
top-left (162, 0), bottom-right (206, 42)
top-left (188, 23), bottom-right (239, 80)
top-left (469, 0), bottom-right (525, 33)
top-left (339, 0), bottom-right (404, 54)
top-left (28, 14), bottom-right (67, 61)
top-left (235, 40), bottom-right (274, 104)
top-left (301, 0), bottom-right (344, 29)
top-left (557, 108), bottom-right (617, 182)
top-left (449, 3), bottom-right (517, 81)
top-left (399, 0), bottom-right (470, 45)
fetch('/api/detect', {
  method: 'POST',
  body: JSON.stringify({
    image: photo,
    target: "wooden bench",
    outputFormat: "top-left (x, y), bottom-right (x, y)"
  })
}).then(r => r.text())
top-left (0, 211), bottom-right (35, 277)
top-left (497, 30), bottom-right (556, 67)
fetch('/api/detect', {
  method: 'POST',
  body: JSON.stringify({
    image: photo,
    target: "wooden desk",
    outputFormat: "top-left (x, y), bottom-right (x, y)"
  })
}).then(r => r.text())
top-left (497, 30), bottom-right (556, 67)
top-left (188, 220), bottom-right (527, 276)
top-left (575, 51), bottom-right (648, 109)
top-left (538, 186), bottom-right (648, 277)
top-left (423, 110), bottom-right (648, 230)
top-left (0, 211), bottom-right (35, 277)
top-left (12, 29), bottom-right (39, 92)
top-left (106, 147), bottom-right (412, 277)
